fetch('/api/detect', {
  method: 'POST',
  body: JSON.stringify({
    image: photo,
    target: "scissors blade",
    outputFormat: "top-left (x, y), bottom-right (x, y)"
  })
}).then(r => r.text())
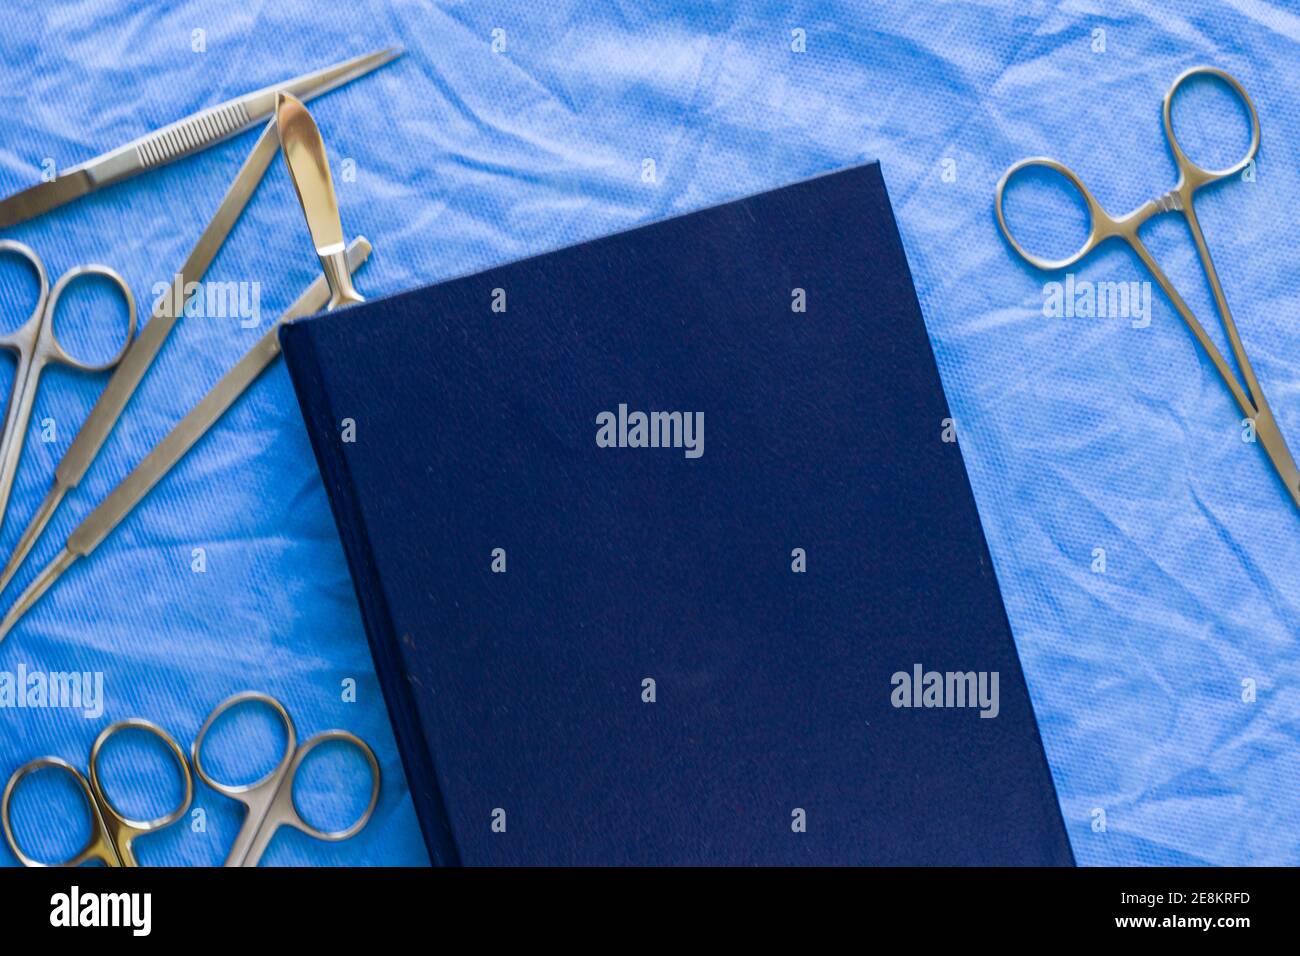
top-left (0, 171), bottom-right (93, 230)
top-left (0, 237), bottom-right (372, 645)
top-left (0, 46), bottom-right (403, 229)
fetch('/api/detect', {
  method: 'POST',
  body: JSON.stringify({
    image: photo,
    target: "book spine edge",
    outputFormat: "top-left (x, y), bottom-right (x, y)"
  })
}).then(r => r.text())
top-left (279, 320), bottom-right (463, 866)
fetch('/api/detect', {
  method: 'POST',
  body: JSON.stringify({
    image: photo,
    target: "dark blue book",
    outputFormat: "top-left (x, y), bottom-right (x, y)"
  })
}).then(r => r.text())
top-left (279, 163), bottom-right (1074, 866)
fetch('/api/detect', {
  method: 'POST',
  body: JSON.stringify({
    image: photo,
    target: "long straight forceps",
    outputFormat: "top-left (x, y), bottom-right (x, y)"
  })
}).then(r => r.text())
top-left (994, 67), bottom-right (1300, 509)
top-left (0, 47), bottom-right (403, 229)
top-left (0, 45), bottom-right (401, 598)
top-left (0, 242), bottom-right (135, 534)
top-left (0, 124), bottom-right (280, 600)
top-left (0, 237), bottom-right (371, 642)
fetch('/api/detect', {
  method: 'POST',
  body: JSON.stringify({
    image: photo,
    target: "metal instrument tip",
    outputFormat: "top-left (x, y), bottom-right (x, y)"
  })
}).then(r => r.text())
top-left (0, 548), bottom-right (77, 646)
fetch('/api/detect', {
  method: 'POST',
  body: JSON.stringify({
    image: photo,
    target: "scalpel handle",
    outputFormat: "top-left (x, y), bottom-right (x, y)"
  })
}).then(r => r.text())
top-left (66, 237), bottom-right (371, 558)
top-left (321, 249), bottom-right (367, 309)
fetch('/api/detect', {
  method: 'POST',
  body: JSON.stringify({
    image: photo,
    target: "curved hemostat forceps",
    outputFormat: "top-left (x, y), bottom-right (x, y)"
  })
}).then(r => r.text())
top-left (0, 92), bottom-right (370, 643)
top-left (0, 53), bottom-right (392, 642)
top-left (0, 239), bottom-right (369, 643)
top-left (0, 242), bottom-right (136, 536)
top-left (995, 66), bottom-right (1300, 509)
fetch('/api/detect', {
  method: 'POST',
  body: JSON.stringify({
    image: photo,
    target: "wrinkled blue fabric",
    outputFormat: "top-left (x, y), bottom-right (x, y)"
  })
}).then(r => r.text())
top-left (1, 0), bottom-right (1297, 866)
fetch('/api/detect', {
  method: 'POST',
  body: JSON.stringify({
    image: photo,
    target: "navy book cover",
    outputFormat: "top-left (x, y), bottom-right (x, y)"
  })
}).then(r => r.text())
top-left (279, 162), bottom-right (1074, 866)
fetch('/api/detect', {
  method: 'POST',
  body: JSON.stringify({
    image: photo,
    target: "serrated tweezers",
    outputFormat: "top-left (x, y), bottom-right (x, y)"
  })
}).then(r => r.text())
top-left (0, 46), bottom-right (402, 228)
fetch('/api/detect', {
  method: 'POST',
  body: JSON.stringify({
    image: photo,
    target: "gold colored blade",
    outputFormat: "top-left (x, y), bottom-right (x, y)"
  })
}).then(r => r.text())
top-left (275, 93), bottom-right (346, 257)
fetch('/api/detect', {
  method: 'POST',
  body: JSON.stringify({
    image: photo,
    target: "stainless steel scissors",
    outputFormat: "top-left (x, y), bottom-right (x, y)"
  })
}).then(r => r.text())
top-left (191, 691), bottom-right (380, 867)
top-left (1, 718), bottom-right (192, 866)
top-left (995, 66), bottom-right (1300, 510)
top-left (0, 241), bottom-right (136, 534)
top-left (0, 46), bottom-right (402, 229)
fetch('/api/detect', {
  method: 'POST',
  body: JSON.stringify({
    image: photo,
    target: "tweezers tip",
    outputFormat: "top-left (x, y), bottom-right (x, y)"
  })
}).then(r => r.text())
top-left (0, 548), bottom-right (74, 646)
top-left (356, 45), bottom-right (404, 67)
top-left (0, 558), bottom-right (19, 598)
top-left (0, 603), bottom-right (19, 646)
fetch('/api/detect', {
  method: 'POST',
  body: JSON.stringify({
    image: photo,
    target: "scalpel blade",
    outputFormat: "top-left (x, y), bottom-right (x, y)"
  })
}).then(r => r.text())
top-left (276, 93), bottom-right (366, 308)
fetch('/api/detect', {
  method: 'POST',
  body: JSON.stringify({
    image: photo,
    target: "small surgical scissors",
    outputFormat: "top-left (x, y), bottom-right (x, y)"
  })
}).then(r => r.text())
top-left (995, 67), bottom-right (1300, 509)
top-left (1, 718), bottom-right (192, 867)
top-left (0, 241), bottom-right (135, 535)
top-left (2, 692), bottom-right (378, 867)
top-left (192, 691), bottom-right (380, 867)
